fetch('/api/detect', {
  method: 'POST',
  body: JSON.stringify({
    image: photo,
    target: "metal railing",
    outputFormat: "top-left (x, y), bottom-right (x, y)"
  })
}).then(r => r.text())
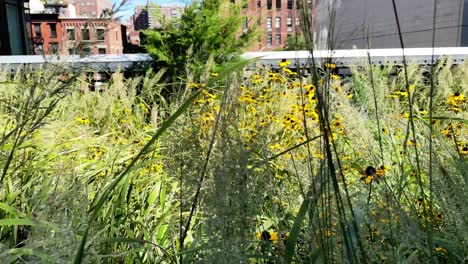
top-left (1, 48), bottom-right (467, 74)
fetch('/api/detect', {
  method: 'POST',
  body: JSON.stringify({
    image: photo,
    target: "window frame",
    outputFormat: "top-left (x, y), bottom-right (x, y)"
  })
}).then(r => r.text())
top-left (82, 28), bottom-right (90, 41)
top-left (33, 23), bottom-right (42, 37)
top-left (50, 23), bottom-right (57, 38)
top-left (96, 28), bottom-right (105, 41)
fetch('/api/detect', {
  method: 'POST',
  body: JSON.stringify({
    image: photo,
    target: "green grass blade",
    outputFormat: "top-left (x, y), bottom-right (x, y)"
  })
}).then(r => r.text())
top-left (0, 218), bottom-right (35, 226)
top-left (73, 89), bottom-right (201, 264)
top-left (283, 191), bottom-right (312, 263)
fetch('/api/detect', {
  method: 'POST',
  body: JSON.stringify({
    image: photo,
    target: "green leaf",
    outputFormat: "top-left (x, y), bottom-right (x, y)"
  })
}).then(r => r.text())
top-left (0, 202), bottom-right (27, 218)
top-left (283, 192), bottom-right (312, 264)
top-left (0, 218), bottom-right (35, 226)
top-left (73, 89), bottom-right (202, 264)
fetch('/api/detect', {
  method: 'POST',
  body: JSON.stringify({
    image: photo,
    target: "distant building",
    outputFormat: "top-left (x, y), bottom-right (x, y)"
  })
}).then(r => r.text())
top-left (0, 0), bottom-right (33, 55)
top-left (29, 0), bottom-right (67, 55)
top-left (68, 0), bottom-right (113, 18)
top-left (61, 18), bottom-right (124, 55)
top-left (31, 13), bottom-right (63, 55)
top-left (133, 6), bottom-right (149, 30)
top-left (237, 0), bottom-right (300, 51)
top-left (155, 5), bottom-right (182, 28)
top-left (313, 0), bottom-right (468, 49)
top-left (133, 4), bottom-right (183, 30)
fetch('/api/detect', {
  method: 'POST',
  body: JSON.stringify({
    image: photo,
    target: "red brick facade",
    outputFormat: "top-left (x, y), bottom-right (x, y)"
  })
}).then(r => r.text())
top-left (241, 0), bottom-right (300, 51)
top-left (31, 14), bottom-right (63, 55)
top-left (61, 18), bottom-right (124, 55)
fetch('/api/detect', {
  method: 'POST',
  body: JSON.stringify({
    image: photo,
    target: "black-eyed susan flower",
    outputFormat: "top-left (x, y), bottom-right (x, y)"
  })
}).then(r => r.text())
top-left (361, 166), bottom-right (376, 184)
top-left (256, 230), bottom-right (279, 243)
top-left (376, 165), bottom-right (390, 177)
top-left (435, 246), bottom-right (447, 254)
top-left (447, 92), bottom-right (466, 106)
top-left (76, 117), bottom-right (90, 125)
top-left (460, 146), bottom-right (468, 155)
top-left (187, 82), bottom-right (200, 89)
top-left (419, 108), bottom-right (428, 115)
top-left (279, 59), bottom-right (290, 68)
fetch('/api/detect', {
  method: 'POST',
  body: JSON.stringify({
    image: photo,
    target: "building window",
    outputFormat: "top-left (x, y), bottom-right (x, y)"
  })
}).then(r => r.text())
top-left (34, 24), bottom-right (41, 37)
top-left (275, 16), bottom-right (281, 28)
top-left (242, 17), bottom-right (248, 33)
top-left (35, 44), bottom-right (44, 55)
top-left (266, 16), bottom-right (272, 32)
top-left (276, 0), bottom-right (281, 9)
top-left (97, 28), bottom-right (105, 41)
top-left (82, 28), bottom-right (90, 41)
top-left (288, 0), bottom-right (293, 9)
top-left (296, 17), bottom-right (300, 26)
top-left (115, 30), bottom-right (119, 41)
top-left (67, 28), bottom-right (75, 40)
top-left (83, 46), bottom-right (91, 54)
top-left (68, 48), bottom-right (75, 55)
top-left (266, 34), bottom-right (272, 48)
top-left (98, 47), bottom-right (106, 54)
top-left (257, 0), bottom-right (261, 8)
top-left (50, 24), bottom-right (57, 38)
top-left (267, 0), bottom-right (272, 9)
top-left (287, 15), bottom-right (293, 32)
top-left (275, 34), bottom-right (281, 45)
top-left (50, 42), bottom-right (59, 54)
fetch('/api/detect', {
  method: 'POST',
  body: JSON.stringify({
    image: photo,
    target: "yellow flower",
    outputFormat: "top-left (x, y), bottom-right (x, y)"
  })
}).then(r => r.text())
top-left (279, 59), bottom-right (290, 68)
top-left (325, 229), bottom-right (335, 238)
top-left (460, 146), bottom-right (468, 155)
top-left (140, 103), bottom-right (149, 113)
top-left (325, 62), bottom-right (336, 69)
top-left (76, 117), bottom-right (90, 125)
top-left (435, 246), bottom-right (447, 254)
top-left (282, 67), bottom-right (297, 75)
top-left (272, 197), bottom-right (281, 204)
top-left (419, 108), bottom-right (428, 115)
top-left (376, 165), bottom-right (390, 177)
top-left (210, 72), bottom-right (219, 77)
top-left (256, 231), bottom-right (279, 242)
top-left (447, 92), bottom-right (466, 106)
top-left (188, 82), bottom-right (200, 89)
top-left (330, 74), bottom-right (340, 80)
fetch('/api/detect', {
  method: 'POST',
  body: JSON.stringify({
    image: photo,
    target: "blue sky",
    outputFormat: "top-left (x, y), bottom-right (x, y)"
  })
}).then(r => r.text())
top-left (112, 0), bottom-right (188, 20)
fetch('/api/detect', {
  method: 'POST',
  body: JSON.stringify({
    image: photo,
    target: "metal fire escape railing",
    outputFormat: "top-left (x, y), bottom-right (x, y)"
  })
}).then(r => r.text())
top-left (1, 48), bottom-right (468, 74)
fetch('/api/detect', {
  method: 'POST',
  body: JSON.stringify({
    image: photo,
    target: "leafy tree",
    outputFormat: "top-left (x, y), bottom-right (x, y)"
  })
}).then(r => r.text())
top-left (284, 34), bottom-right (307, 50)
top-left (143, 0), bottom-right (254, 89)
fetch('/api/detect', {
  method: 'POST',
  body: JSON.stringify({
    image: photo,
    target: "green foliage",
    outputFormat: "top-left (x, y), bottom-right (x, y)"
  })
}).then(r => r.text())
top-left (284, 34), bottom-right (307, 51)
top-left (0, 58), bottom-right (467, 263)
top-left (143, 0), bottom-right (254, 85)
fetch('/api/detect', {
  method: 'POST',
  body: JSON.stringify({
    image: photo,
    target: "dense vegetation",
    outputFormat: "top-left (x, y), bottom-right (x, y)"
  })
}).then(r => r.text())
top-left (0, 57), bottom-right (466, 262)
top-left (0, 0), bottom-right (467, 263)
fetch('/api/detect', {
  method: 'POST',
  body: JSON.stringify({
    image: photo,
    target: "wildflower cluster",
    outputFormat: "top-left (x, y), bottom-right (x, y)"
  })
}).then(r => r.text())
top-left (447, 92), bottom-right (467, 113)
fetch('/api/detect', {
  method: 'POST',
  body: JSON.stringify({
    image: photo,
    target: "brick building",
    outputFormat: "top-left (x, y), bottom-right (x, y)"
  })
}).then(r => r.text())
top-left (238, 0), bottom-right (300, 51)
top-left (31, 13), bottom-right (63, 54)
top-left (61, 18), bottom-right (124, 55)
top-left (133, 5), bottom-right (149, 30)
top-left (68, 0), bottom-right (113, 17)
top-left (133, 4), bottom-right (183, 30)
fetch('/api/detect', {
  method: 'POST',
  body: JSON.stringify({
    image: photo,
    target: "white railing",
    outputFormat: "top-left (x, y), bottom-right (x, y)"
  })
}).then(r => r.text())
top-left (1, 48), bottom-right (467, 73)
